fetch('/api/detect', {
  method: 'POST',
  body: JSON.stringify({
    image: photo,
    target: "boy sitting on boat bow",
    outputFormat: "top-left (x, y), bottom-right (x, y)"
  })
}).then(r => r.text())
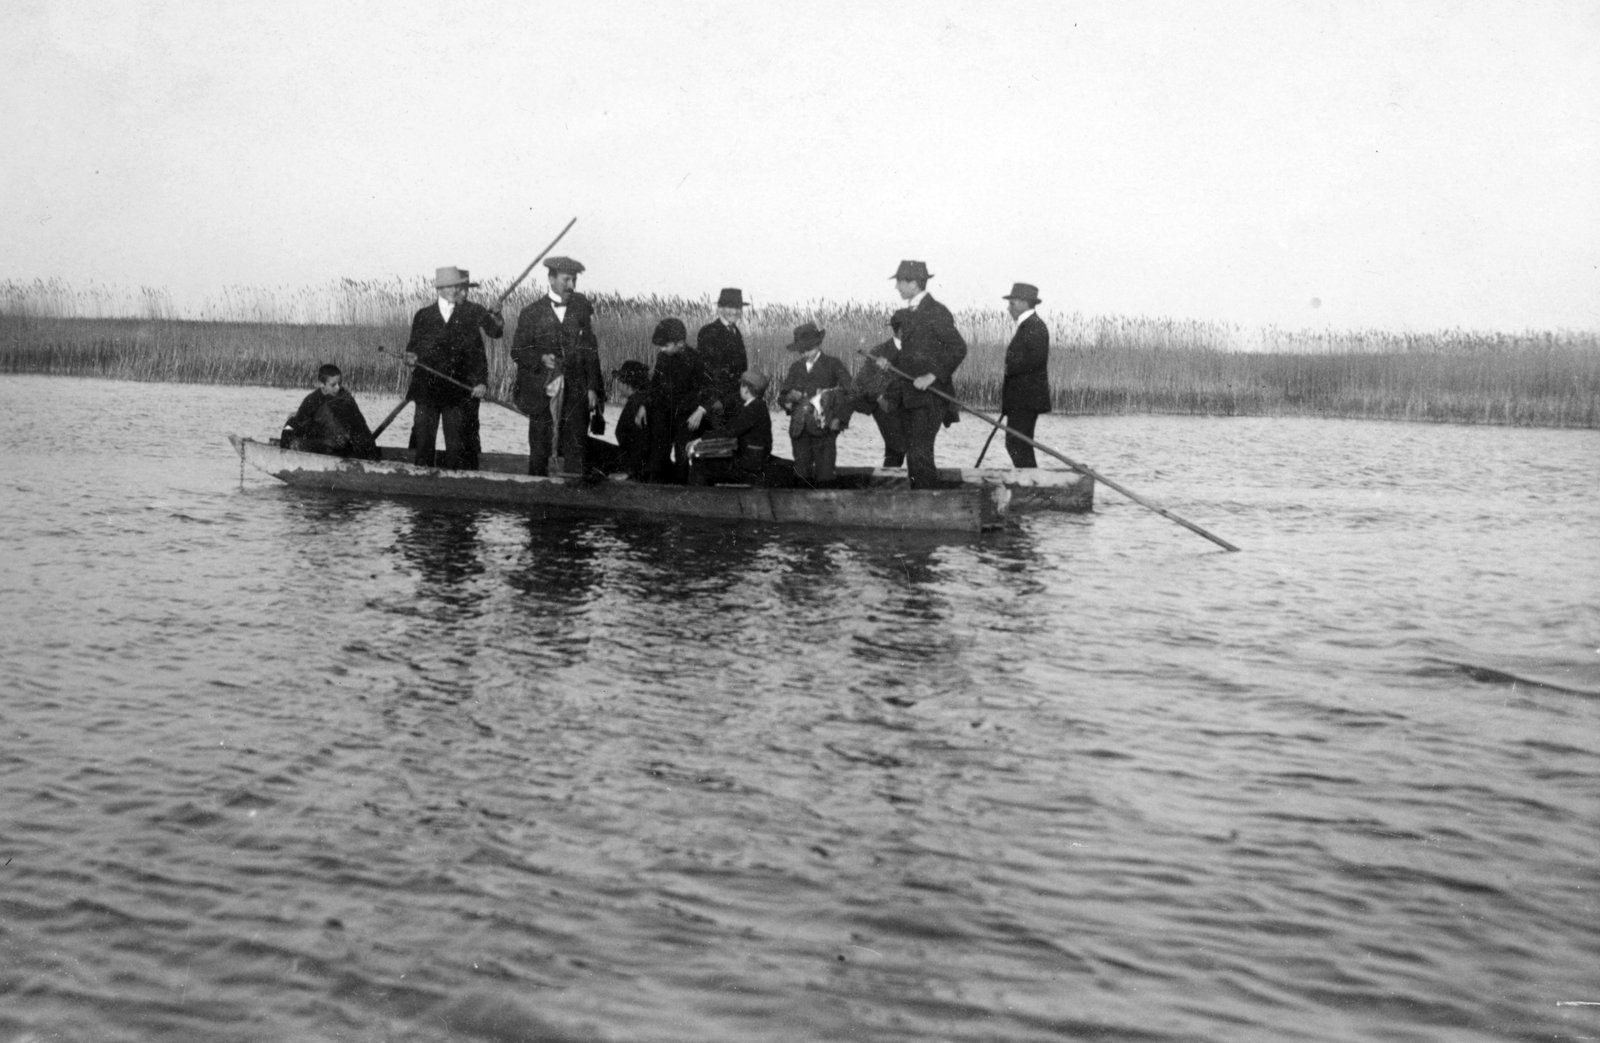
top-left (280, 364), bottom-right (379, 460)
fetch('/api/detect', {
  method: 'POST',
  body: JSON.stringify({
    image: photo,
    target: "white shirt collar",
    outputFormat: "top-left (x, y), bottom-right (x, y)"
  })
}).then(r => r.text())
top-left (436, 296), bottom-right (456, 321)
top-left (907, 290), bottom-right (928, 310)
top-left (1013, 308), bottom-right (1036, 328)
top-left (548, 291), bottom-right (569, 310)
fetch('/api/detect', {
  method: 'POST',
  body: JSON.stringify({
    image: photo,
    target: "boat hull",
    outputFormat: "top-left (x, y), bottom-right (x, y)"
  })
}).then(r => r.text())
top-left (230, 437), bottom-right (1009, 533)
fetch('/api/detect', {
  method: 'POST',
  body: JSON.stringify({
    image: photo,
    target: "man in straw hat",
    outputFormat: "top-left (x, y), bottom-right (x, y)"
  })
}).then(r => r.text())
top-left (1000, 282), bottom-right (1051, 468)
top-left (510, 256), bottom-right (605, 477)
top-left (779, 321), bottom-right (852, 487)
top-left (873, 260), bottom-right (967, 489)
top-left (404, 266), bottom-right (504, 469)
top-left (695, 288), bottom-right (749, 428)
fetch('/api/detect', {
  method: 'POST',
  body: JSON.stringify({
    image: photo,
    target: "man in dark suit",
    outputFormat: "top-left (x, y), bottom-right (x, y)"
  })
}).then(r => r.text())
top-left (1000, 282), bottom-right (1051, 468)
top-left (695, 288), bottom-right (749, 427)
top-left (874, 260), bottom-right (968, 489)
top-left (510, 256), bottom-right (605, 476)
top-left (404, 266), bottom-right (504, 470)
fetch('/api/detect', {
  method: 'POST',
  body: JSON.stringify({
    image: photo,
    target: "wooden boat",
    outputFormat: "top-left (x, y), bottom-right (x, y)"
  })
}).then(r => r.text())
top-left (228, 437), bottom-right (1093, 533)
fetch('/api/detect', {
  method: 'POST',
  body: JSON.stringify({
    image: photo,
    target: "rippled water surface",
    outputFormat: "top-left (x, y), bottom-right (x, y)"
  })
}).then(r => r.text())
top-left (1, 375), bottom-right (1597, 1043)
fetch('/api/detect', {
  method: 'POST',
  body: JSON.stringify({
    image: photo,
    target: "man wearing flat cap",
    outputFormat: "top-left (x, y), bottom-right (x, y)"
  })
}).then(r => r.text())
top-left (1000, 283), bottom-right (1051, 468)
top-left (695, 288), bottom-right (749, 428)
top-left (404, 266), bottom-right (504, 470)
top-left (875, 260), bottom-right (968, 489)
top-left (510, 256), bottom-right (606, 476)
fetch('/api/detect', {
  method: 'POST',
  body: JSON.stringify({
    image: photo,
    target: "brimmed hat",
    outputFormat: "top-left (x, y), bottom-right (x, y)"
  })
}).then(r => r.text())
top-left (433, 266), bottom-right (479, 288)
top-left (740, 370), bottom-right (769, 395)
top-left (1003, 282), bottom-right (1042, 305)
top-left (784, 322), bottom-right (827, 352)
top-left (544, 256), bottom-right (586, 275)
top-left (612, 360), bottom-right (651, 387)
top-left (889, 308), bottom-right (912, 332)
top-left (651, 317), bottom-right (687, 346)
top-left (890, 260), bottom-right (932, 282)
top-left (716, 288), bottom-right (747, 308)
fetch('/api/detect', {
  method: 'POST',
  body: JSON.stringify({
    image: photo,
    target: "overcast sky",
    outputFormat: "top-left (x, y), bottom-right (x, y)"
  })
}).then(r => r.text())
top-left (5, 0), bottom-right (1596, 331)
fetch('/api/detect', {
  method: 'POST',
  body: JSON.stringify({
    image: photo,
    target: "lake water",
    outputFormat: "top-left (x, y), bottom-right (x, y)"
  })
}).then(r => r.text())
top-left (1, 374), bottom-right (1596, 1043)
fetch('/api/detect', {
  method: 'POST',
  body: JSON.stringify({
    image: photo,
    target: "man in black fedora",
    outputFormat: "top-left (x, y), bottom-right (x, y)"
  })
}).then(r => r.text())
top-left (1000, 282), bottom-right (1051, 468)
top-left (510, 256), bottom-right (605, 476)
top-left (695, 288), bottom-right (749, 428)
top-left (874, 260), bottom-right (967, 489)
top-left (404, 266), bottom-right (504, 470)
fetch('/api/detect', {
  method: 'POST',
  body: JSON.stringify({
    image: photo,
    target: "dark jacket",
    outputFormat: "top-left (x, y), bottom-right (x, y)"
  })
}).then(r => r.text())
top-left (405, 300), bottom-right (504, 407)
top-left (613, 389), bottom-right (652, 478)
top-left (882, 295), bottom-right (967, 414)
top-left (852, 337), bottom-right (897, 411)
top-left (510, 293), bottom-right (605, 414)
top-left (648, 348), bottom-right (707, 419)
top-left (282, 387), bottom-right (378, 458)
top-left (779, 352), bottom-right (851, 404)
top-left (705, 396), bottom-right (773, 467)
top-left (1001, 312), bottom-right (1052, 415)
top-left (695, 319), bottom-right (748, 416)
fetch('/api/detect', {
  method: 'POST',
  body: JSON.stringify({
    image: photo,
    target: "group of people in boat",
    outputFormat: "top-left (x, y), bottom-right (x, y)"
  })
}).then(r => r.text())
top-left (281, 257), bottom-right (1053, 490)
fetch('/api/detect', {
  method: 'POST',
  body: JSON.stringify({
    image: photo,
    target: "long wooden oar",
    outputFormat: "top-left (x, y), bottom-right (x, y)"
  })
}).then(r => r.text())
top-left (493, 216), bottom-right (578, 311)
top-left (370, 397), bottom-right (411, 440)
top-left (860, 353), bottom-right (1240, 552)
top-left (974, 415), bottom-right (1004, 467)
top-left (376, 346), bottom-right (528, 417)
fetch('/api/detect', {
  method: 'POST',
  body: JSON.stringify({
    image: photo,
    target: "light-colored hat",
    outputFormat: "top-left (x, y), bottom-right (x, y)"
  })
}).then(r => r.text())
top-left (433, 266), bottom-right (478, 288)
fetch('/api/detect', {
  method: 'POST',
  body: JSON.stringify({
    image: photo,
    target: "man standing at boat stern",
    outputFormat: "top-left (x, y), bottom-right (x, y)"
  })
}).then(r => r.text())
top-left (696, 288), bottom-right (749, 428)
top-left (406, 266), bottom-right (504, 470)
top-left (510, 256), bottom-right (605, 476)
top-left (878, 260), bottom-right (967, 489)
top-left (1000, 283), bottom-right (1050, 468)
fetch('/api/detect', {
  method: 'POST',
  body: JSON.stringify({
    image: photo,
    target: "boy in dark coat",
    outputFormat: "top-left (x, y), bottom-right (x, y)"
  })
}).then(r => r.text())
top-left (778, 322), bottom-right (852, 486)
top-left (282, 364), bottom-right (379, 459)
top-left (999, 283), bottom-right (1051, 468)
top-left (645, 318), bottom-right (710, 484)
top-left (689, 370), bottom-right (774, 486)
top-left (594, 360), bottom-right (653, 479)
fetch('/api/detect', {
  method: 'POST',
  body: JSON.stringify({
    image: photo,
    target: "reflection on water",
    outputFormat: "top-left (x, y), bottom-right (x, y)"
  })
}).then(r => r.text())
top-left (0, 375), bottom-right (1597, 1043)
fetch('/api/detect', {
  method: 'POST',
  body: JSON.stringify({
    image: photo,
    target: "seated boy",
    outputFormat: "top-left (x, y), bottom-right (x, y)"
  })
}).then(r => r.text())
top-left (587, 360), bottom-right (653, 479)
top-left (281, 364), bottom-right (379, 459)
top-left (688, 370), bottom-right (774, 486)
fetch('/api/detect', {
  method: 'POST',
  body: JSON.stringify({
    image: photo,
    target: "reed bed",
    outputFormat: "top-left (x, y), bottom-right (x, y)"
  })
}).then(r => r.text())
top-left (3, 278), bottom-right (1596, 427)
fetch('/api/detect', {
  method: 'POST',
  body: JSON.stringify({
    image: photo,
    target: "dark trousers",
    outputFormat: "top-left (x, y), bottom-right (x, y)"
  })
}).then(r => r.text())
top-left (871, 406), bottom-right (907, 468)
top-left (647, 411), bottom-right (691, 484)
top-left (791, 432), bottom-right (838, 485)
top-left (903, 405), bottom-right (946, 490)
top-left (1004, 410), bottom-right (1040, 468)
top-left (527, 396), bottom-right (591, 476)
top-left (411, 399), bottom-right (478, 470)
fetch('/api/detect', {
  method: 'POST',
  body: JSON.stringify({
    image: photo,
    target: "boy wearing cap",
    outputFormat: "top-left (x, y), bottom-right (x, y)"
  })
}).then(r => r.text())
top-left (875, 260), bottom-right (967, 489)
top-left (645, 318), bottom-right (709, 484)
top-left (778, 322), bottom-right (852, 487)
top-left (695, 288), bottom-right (749, 427)
top-left (689, 370), bottom-right (774, 486)
top-left (606, 359), bottom-right (653, 480)
top-left (1000, 283), bottom-right (1051, 468)
top-left (281, 363), bottom-right (379, 460)
top-left (510, 257), bottom-right (606, 477)
top-left (404, 266), bottom-right (504, 470)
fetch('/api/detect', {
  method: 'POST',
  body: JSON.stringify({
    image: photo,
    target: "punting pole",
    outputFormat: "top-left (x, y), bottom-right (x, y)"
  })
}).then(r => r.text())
top-left (858, 351), bottom-right (1241, 552)
top-left (375, 346), bottom-right (528, 418)
top-left (973, 415), bottom-right (1004, 467)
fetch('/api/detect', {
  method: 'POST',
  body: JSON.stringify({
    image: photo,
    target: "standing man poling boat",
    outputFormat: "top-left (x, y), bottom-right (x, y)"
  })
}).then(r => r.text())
top-left (405, 267), bottom-right (504, 470)
top-left (1000, 282), bottom-right (1051, 469)
top-left (874, 260), bottom-right (967, 489)
top-left (510, 256), bottom-right (605, 476)
top-left (695, 288), bottom-right (749, 428)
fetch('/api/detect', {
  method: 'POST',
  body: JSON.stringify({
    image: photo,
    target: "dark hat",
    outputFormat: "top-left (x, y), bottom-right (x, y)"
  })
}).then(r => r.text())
top-left (716, 288), bottom-right (747, 308)
top-left (1003, 282), bottom-right (1042, 305)
top-left (651, 317), bottom-right (687, 346)
top-left (784, 322), bottom-right (827, 352)
top-left (544, 256), bottom-right (586, 275)
top-left (612, 360), bottom-right (650, 387)
top-left (888, 307), bottom-right (912, 331)
top-left (740, 370), bottom-right (769, 395)
top-left (890, 260), bottom-right (932, 282)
